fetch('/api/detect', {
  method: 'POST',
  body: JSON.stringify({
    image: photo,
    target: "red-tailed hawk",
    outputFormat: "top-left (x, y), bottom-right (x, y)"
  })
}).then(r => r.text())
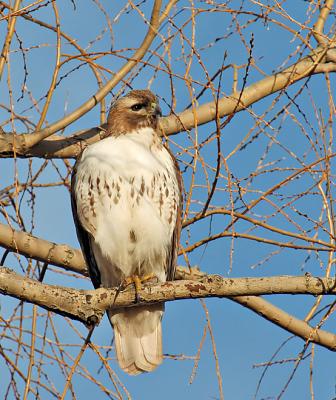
top-left (71, 90), bottom-right (182, 375)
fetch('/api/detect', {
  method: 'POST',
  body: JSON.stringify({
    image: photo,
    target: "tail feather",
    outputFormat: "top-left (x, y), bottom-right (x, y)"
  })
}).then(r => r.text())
top-left (109, 305), bottom-right (163, 375)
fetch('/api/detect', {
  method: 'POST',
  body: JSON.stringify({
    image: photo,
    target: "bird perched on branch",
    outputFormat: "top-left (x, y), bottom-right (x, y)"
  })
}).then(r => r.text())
top-left (71, 90), bottom-right (182, 375)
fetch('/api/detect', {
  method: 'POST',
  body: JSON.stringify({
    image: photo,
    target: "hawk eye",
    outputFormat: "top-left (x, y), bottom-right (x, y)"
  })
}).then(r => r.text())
top-left (131, 103), bottom-right (145, 111)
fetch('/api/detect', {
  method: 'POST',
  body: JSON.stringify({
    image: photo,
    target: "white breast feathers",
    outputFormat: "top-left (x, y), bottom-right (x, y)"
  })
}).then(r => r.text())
top-left (74, 127), bottom-right (179, 286)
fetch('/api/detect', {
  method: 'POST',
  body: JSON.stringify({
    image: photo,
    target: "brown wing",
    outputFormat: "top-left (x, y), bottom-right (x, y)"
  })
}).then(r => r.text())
top-left (70, 160), bottom-right (101, 289)
top-left (165, 148), bottom-right (183, 281)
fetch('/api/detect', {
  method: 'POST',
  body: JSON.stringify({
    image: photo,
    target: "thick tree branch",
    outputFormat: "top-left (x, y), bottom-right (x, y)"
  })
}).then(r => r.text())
top-left (161, 47), bottom-right (336, 134)
top-left (313, 0), bottom-right (334, 45)
top-left (2, 224), bottom-right (336, 353)
top-left (0, 221), bottom-right (207, 279)
top-left (1, 46), bottom-right (335, 158)
top-left (0, 222), bottom-right (86, 275)
top-left (231, 295), bottom-right (336, 351)
top-left (1, 266), bottom-right (336, 351)
top-left (0, 125), bottom-right (109, 160)
top-left (0, 222), bottom-right (202, 277)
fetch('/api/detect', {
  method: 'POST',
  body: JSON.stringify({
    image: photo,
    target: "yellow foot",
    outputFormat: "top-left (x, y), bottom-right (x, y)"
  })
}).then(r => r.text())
top-left (123, 273), bottom-right (157, 302)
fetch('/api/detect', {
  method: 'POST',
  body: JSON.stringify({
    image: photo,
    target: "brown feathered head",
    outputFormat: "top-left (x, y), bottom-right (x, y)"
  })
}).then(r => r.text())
top-left (107, 90), bottom-right (162, 135)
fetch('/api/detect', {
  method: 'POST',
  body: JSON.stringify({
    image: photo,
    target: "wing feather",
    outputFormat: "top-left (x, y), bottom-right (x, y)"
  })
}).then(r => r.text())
top-left (165, 146), bottom-right (183, 281)
top-left (71, 159), bottom-right (101, 288)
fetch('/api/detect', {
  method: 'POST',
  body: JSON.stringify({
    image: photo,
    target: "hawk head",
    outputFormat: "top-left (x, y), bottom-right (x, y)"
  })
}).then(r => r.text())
top-left (107, 90), bottom-right (162, 135)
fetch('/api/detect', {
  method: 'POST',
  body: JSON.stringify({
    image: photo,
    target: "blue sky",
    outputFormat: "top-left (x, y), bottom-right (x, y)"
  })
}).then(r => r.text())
top-left (1, 1), bottom-right (336, 399)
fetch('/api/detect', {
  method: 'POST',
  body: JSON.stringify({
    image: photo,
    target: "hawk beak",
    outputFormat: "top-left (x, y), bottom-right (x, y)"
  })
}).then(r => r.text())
top-left (151, 102), bottom-right (162, 117)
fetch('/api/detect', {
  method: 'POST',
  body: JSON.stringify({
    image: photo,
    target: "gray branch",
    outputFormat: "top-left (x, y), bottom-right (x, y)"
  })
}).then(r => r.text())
top-left (1, 266), bottom-right (336, 351)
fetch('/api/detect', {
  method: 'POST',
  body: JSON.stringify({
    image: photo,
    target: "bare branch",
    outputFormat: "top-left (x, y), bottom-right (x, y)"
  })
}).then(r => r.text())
top-left (161, 47), bottom-right (335, 135)
top-left (2, 221), bottom-right (336, 360)
top-left (0, 0), bottom-right (22, 79)
top-left (0, 222), bottom-right (86, 275)
top-left (1, 46), bottom-right (335, 158)
top-left (313, 0), bottom-right (334, 45)
top-left (1, 267), bottom-right (336, 351)
top-left (232, 295), bottom-right (336, 352)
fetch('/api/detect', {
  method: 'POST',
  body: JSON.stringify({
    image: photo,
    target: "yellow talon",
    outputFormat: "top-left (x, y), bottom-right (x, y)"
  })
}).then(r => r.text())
top-left (133, 275), bottom-right (142, 293)
top-left (122, 274), bottom-right (157, 302)
top-left (140, 273), bottom-right (157, 284)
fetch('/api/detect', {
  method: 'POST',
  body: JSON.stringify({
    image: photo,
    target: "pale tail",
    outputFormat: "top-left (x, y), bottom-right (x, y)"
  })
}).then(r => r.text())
top-left (109, 304), bottom-right (164, 375)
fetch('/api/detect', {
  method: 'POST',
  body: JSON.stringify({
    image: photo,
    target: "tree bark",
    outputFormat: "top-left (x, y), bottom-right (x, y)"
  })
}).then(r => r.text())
top-left (1, 266), bottom-right (336, 351)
